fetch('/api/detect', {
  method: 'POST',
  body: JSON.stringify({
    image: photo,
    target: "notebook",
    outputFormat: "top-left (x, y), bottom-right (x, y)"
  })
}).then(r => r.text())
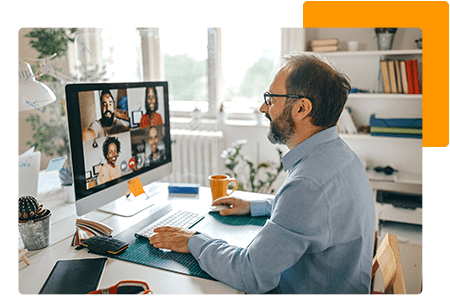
top-left (39, 258), bottom-right (107, 294)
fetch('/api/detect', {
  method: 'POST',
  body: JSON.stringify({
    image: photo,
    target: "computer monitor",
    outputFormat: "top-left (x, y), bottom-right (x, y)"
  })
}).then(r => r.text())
top-left (65, 81), bottom-right (172, 217)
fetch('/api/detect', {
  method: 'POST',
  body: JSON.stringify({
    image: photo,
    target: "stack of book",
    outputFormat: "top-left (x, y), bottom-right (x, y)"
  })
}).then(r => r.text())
top-left (369, 114), bottom-right (422, 139)
top-left (71, 218), bottom-right (114, 246)
top-left (309, 38), bottom-right (339, 53)
top-left (380, 59), bottom-right (421, 94)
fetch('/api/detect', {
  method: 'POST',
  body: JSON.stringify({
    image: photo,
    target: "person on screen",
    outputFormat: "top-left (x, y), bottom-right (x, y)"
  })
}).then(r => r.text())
top-left (97, 136), bottom-right (122, 185)
top-left (83, 89), bottom-right (129, 141)
top-left (148, 52), bottom-right (376, 294)
top-left (139, 87), bottom-right (163, 128)
top-left (146, 126), bottom-right (165, 166)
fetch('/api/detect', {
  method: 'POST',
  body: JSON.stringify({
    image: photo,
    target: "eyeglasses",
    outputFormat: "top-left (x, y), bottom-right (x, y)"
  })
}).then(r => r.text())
top-left (263, 92), bottom-right (305, 106)
top-left (88, 280), bottom-right (153, 295)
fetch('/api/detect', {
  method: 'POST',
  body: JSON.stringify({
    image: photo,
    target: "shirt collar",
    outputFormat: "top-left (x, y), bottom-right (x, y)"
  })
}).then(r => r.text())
top-left (281, 126), bottom-right (340, 171)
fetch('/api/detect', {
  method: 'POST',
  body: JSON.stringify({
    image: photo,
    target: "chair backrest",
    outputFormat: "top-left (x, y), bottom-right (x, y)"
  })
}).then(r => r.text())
top-left (371, 232), bottom-right (406, 294)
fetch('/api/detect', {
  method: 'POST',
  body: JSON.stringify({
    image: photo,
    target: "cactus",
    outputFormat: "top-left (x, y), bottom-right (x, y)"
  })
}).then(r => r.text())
top-left (19, 196), bottom-right (49, 221)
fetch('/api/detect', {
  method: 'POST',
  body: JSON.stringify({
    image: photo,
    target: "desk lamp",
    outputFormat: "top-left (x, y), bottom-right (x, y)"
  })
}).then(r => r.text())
top-left (18, 61), bottom-right (57, 198)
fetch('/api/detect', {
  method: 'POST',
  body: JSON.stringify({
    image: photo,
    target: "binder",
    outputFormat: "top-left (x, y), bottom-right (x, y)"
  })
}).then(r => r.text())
top-left (39, 258), bottom-right (107, 294)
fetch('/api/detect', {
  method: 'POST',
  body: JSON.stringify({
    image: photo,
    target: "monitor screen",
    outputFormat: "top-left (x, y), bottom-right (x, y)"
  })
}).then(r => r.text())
top-left (65, 81), bottom-right (172, 216)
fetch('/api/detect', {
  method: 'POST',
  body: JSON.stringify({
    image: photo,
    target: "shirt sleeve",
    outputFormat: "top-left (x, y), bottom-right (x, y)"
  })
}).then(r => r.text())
top-left (88, 120), bottom-right (101, 138)
top-left (250, 198), bottom-right (273, 217)
top-left (188, 178), bottom-right (330, 294)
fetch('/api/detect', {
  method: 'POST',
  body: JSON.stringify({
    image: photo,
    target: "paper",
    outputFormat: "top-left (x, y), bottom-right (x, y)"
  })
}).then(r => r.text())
top-left (128, 177), bottom-right (145, 197)
top-left (46, 156), bottom-right (67, 172)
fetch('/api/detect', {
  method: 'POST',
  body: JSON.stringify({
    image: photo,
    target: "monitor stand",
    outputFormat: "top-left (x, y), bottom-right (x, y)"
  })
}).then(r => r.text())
top-left (98, 182), bottom-right (168, 217)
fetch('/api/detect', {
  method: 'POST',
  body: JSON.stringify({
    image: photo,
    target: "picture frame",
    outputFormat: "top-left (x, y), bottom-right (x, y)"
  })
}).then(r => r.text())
top-left (131, 110), bottom-right (143, 127)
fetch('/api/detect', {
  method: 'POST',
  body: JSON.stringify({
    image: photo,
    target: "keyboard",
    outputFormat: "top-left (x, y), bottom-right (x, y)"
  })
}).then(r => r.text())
top-left (135, 210), bottom-right (204, 239)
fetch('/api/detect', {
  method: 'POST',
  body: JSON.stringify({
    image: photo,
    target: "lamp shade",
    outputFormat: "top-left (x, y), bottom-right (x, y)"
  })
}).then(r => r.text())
top-left (19, 62), bottom-right (56, 112)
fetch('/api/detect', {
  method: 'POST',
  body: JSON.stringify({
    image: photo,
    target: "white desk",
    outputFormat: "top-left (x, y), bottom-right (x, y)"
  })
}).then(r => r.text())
top-left (19, 171), bottom-right (267, 294)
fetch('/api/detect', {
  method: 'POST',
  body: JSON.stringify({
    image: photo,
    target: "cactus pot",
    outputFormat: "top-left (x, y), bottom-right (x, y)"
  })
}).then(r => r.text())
top-left (19, 210), bottom-right (52, 251)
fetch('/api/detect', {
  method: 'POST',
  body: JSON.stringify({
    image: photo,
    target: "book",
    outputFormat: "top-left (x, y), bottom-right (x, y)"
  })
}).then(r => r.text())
top-left (311, 45), bottom-right (339, 52)
top-left (405, 60), bottom-right (415, 94)
top-left (369, 114), bottom-right (422, 128)
top-left (310, 38), bottom-right (339, 47)
top-left (394, 60), bottom-right (403, 94)
top-left (399, 60), bottom-right (409, 94)
top-left (387, 60), bottom-right (398, 93)
top-left (380, 60), bottom-right (391, 93)
top-left (370, 132), bottom-right (422, 139)
top-left (370, 126), bottom-right (422, 134)
top-left (412, 59), bottom-right (421, 94)
top-left (39, 258), bottom-right (108, 294)
top-left (71, 218), bottom-right (114, 246)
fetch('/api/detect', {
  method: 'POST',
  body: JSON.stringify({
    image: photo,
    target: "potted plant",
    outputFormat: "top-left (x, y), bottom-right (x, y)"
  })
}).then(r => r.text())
top-left (218, 102), bottom-right (226, 123)
top-left (221, 140), bottom-right (283, 194)
top-left (19, 196), bottom-right (52, 250)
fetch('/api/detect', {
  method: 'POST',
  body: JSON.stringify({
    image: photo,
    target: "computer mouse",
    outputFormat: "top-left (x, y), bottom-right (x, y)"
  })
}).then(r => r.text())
top-left (208, 205), bottom-right (230, 213)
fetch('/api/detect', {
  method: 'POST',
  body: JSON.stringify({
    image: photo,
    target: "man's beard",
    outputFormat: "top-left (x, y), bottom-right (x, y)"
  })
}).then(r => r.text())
top-left (101, 111), bottom-right (114, 127)
top-left (266, 110), bottom-right (295, 145)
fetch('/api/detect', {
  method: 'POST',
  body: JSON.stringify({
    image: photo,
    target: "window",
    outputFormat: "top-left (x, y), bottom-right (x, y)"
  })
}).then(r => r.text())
top-left (160, 28), bottom-right (208, 113)
top-left (220, 28), bottom-right (281, 114)
top-left (73, 27), bottom-right (284, 118)
top-left (74, 28), bottom-right (143, 82)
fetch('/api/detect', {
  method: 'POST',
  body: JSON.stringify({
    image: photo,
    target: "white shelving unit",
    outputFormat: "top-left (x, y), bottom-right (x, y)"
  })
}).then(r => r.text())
top-left (303, 29), bottom-right (422, 177)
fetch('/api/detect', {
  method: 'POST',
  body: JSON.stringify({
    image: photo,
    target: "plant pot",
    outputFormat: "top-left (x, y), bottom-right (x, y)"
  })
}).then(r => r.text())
top-left (19, 211), bottom-right (52, 251)
top-left (62, 184), bottom-right (75, 203)
top-left (376, 32), bottom-right (396, 50)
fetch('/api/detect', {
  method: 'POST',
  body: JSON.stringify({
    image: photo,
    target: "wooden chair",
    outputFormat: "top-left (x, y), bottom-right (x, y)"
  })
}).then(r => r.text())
top-left (371, 233), bottom-right (406, 294)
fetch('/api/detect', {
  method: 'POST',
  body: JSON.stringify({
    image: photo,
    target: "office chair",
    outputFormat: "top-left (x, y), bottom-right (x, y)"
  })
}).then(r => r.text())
top-left (371, 232), bottom-right (406, 294)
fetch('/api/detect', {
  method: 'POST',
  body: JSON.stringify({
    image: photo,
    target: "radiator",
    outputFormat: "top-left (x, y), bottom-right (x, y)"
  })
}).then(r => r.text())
top-left (165, 129), bottom-right (224, 186)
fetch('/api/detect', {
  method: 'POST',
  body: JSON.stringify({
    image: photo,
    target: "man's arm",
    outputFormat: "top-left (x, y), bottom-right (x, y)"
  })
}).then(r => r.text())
top-left (150, 179), bottom-right (329, 293)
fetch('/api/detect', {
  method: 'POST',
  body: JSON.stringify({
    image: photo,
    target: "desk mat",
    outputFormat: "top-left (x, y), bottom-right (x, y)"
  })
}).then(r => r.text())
top-left (104, 214), bottom-right (268, 280)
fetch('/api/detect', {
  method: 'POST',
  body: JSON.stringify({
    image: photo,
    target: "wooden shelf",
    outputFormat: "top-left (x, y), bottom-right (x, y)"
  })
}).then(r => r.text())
top-left (317, 49), bottom-right (422, 57)
top-left (348, 93), bottom-right (422, 100)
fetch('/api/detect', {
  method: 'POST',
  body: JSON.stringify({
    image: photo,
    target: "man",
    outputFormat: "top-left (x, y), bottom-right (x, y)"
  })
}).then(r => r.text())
top-left (97, 136), bottom-right (122, 185)
top-left (149, 53), bottom-right (376, 294)
top-left (146, 126), bottom-right (165, 166)
top-left (83, 89), bottom-right (129, 141)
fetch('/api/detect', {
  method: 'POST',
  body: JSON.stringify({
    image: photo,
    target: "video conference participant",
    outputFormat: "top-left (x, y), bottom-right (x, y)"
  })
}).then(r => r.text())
top-left (83, 89), bottom-right (129, 141)
top-left (145, 126), bottom-right (165, 166)
top-left (97, 136), bottom-right (122, 185)
top-left (139, 87), bottom-right (163, 128)
top-left (148, 52), bottom-right (376, 294)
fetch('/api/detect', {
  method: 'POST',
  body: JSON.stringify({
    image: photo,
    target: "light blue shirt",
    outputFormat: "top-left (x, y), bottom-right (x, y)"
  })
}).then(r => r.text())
top-left (188, 126), bottom-right (376, 294)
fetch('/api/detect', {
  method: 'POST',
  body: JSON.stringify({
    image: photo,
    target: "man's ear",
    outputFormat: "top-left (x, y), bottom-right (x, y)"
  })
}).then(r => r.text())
top-left (292, 98), bottom-right (312, 120)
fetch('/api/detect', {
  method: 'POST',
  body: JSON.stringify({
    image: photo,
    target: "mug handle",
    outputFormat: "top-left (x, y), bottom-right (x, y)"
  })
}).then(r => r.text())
top-left (227, 178), bottom-right (239, 196)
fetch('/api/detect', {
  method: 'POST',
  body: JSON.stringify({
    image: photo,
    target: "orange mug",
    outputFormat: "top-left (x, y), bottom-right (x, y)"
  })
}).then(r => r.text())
top-left (208, 175), bottom-right (238, 201)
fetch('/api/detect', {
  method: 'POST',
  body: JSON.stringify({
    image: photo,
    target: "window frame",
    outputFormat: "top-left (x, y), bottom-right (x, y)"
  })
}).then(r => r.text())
top-left (71, 28), bottom-right (305, 120)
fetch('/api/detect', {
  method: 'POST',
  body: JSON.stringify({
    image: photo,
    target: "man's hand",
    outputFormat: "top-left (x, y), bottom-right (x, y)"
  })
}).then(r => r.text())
top-left (148, 226), bottom-right (196, 253)
top-left (212, 196), bottom-right (251, 216)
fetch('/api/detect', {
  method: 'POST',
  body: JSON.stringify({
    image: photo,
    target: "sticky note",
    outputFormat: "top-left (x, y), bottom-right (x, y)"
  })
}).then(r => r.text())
top-left (128, 177), bottom-right (145, 197)
top-left (46, 156), bottom-right (67, 172)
